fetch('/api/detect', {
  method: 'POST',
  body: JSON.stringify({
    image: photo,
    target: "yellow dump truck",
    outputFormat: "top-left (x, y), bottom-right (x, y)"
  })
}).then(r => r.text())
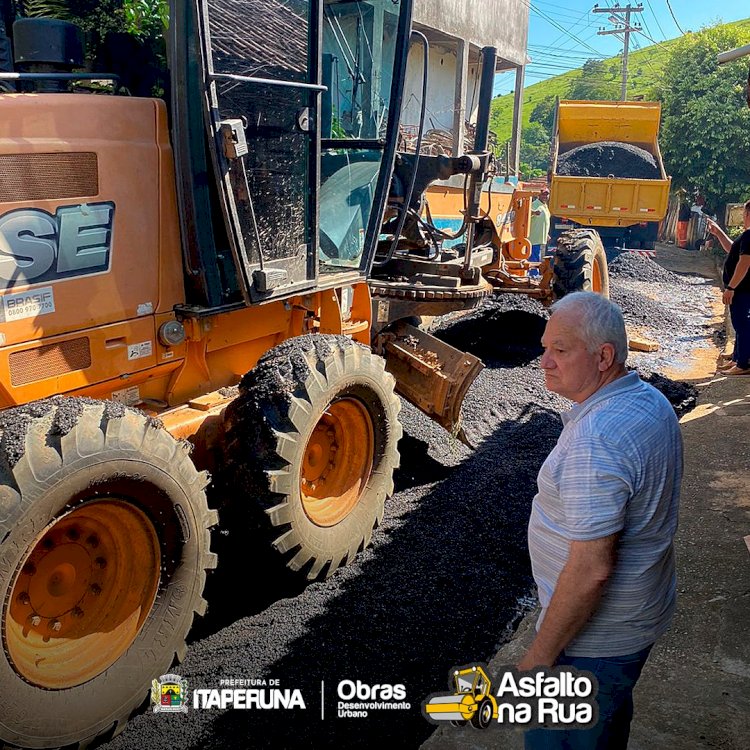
top-left (549, 100), bottom-right (671, 250)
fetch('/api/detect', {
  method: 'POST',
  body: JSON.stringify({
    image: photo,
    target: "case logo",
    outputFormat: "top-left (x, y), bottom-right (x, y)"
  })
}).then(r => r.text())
top-left (0, 202), bottom-right (114, 290)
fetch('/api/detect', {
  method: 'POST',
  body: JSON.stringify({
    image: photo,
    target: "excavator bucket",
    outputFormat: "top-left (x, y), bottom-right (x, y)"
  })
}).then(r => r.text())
top-left (379, 322), bottom-right (483, 443)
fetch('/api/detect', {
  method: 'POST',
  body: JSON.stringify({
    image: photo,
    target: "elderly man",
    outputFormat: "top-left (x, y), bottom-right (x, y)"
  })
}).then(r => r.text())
top-left (521, 292), bottom-right (682, 750)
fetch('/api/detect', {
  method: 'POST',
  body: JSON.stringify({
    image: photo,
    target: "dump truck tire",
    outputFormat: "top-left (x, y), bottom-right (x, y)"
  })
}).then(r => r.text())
top-left (552, 228), bottom-right (610, 299)
top-left (224, 335), bottom-right (401, 580)
top-left (0, 398), bottom-right (217, 750)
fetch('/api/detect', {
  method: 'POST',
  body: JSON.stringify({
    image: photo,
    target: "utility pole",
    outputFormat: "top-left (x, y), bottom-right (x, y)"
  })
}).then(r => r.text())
top-left (593, 4), bottom-right (644, 100)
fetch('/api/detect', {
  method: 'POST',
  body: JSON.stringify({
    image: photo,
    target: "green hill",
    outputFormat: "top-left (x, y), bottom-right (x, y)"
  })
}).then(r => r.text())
top-left (491, 17), bottom-right (750, 143)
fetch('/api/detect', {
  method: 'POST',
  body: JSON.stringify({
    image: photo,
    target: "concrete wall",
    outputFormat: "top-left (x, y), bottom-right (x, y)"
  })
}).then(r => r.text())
top-left (413, 0), bottom-right (528, 66)
top-left (401, 44), bottom-right (480, 135)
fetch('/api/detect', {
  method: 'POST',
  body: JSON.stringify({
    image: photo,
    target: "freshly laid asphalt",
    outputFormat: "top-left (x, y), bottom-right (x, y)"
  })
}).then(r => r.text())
top-left (101, 244), bottom-right (746, 750)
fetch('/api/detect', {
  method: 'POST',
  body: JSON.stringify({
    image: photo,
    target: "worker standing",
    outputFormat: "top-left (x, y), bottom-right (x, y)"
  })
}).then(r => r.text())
top-left (706, 202), bottom-right (750, 376)
top-left (530, 187), bottom-right (551, 265)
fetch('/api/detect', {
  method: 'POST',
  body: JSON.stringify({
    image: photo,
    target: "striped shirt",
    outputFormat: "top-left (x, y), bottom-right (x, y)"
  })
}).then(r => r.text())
top-left (528, 371), bottom-right (683, 657)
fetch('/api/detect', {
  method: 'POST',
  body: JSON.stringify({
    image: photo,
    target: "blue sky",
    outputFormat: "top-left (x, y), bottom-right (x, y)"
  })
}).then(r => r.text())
top-left (493, 1), bottom-right (750, 96)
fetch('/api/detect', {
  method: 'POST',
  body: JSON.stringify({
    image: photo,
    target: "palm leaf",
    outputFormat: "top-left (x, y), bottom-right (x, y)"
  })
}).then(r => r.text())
top-left (22, 0), bottom-right (73, 20)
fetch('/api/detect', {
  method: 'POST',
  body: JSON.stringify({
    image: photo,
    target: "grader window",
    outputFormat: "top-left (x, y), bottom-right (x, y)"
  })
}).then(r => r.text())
top-left (206, 0), bottom-right (312, 270)
top-left (319, 0), bottom-right (401, 272)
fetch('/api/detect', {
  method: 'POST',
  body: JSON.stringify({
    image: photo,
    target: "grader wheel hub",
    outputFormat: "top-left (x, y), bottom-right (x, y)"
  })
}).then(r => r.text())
top-left (5, 499), bottom-right (160, 689)
top-left (301, 398), bottom-right (374, 527)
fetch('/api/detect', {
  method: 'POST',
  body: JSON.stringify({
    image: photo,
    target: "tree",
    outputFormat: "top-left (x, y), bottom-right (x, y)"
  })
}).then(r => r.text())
top-left (530, 95), bottom-right (556, 131)
top-left (520, 121), bottom-right (551, 178)
top-left (19, 1), bottom-right (167, 45)
top-left (567, 58), bottom-right (619, 101)
top-left (657, 25), bottom-right (750, 215)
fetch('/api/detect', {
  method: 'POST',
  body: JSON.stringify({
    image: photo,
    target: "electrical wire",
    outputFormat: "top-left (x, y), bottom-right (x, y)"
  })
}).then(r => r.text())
top-left (644, 0), bottom-right (668, 40)
top-left (665, 0), bottom-right (686, 35)
top-left (520, 0), bottom-right (607, 59)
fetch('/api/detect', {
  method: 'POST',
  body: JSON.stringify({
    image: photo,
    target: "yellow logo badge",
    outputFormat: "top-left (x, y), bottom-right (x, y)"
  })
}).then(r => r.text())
top-left (423, 664), bottom-right (498, 729)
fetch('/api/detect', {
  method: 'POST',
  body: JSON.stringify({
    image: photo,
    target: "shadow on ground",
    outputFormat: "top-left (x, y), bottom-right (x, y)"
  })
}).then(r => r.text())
top-left (188, 405), bottom-right (562, 749)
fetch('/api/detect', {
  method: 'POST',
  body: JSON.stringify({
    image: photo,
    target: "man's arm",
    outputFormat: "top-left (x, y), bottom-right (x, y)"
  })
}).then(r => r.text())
top-left (724, 255), bottom-right (750, 304)
top-left (706, 218), bottom-right (733, 254)
top-left (517, 534), bottom-right (618, 670)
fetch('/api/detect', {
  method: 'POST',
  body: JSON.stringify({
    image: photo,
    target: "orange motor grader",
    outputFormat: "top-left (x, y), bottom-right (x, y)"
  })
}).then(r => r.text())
top-left (368, 49), bottom-right (609, 371)
top-left (0, 1), bottom-right (486, 747)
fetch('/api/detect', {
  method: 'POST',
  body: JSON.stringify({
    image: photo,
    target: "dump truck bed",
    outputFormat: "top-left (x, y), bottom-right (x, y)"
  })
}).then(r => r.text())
top-left (549, 100), bottom-right (671, 229)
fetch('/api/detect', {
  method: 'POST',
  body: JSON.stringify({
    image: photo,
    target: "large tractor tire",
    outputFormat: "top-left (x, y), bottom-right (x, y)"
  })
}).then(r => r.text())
top-left (552, 228), bottom-right (610, 299)
top-left (223, 335), bottom-right (402, 580)
top-left (0, 398), bottom-right (217, 749)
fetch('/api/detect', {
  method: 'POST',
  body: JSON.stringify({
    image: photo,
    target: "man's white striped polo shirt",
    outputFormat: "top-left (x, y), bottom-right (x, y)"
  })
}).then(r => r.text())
top-left (528, 370), bottom-right (683, 657)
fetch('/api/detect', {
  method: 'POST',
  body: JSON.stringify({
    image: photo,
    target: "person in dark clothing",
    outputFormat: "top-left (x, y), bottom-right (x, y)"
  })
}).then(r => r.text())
top-left (706, 201), bottom-right (750, 376)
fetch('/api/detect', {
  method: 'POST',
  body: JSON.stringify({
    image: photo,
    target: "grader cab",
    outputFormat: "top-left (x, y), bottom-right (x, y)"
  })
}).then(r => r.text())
top-left (0, 1), bottom-right (488, 747)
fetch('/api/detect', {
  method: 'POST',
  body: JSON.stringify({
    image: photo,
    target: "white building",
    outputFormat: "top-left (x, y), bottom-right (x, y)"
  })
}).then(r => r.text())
top-left (406, 0), bottom-right (529, 171)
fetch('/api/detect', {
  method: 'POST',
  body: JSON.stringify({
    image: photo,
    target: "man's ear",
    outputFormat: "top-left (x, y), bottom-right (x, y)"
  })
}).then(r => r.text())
top-left (599, 343), bottom-right (616, 371)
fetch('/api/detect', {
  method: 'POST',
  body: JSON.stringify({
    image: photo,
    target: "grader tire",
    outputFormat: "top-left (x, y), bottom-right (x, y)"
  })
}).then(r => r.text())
top-left (552, 228), bottom-right (610, 299)
top-left (0, 398), bottom-right (217, 750)
top-left (223, 334), bottom-right (402, 581)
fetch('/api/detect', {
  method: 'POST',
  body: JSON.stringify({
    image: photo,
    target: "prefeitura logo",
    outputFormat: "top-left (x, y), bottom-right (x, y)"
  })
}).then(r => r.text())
top-left (151, 673), bottom-right (189, 714)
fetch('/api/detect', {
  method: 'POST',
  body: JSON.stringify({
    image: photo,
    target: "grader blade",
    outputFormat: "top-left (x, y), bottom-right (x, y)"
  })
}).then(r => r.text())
top-left (380, 322), bottom-right (483, 443)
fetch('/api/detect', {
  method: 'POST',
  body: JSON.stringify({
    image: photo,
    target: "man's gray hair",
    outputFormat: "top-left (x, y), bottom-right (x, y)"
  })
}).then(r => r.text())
top-left (551, 292), bottom-right (628, 364)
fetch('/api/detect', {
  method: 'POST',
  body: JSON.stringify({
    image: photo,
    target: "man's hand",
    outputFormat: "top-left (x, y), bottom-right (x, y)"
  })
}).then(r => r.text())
top-left (723, 288), bottom-right (735, 305)
top-left (705, 218), bottom-right (733, 254)
top-left (517, 534), bottom-right (618, 671)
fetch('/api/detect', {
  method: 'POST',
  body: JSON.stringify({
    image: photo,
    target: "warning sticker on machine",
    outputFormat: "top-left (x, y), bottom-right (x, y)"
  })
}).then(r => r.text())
top-left (2, 286), bottom-right (55, 322)
top-left (111, 385), bottom-right (141, 406)
top-left (128, 341), bottom-right (153, 360)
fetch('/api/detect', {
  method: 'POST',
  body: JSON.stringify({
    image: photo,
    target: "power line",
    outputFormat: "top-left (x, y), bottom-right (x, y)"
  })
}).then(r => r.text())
top-left (594, 4), bottom-right (645, 99)
top-left (643, 0), bottom-right (668, 40)
top-left (665, 0), bottom-right (685, 35)
top-left (521, 0), bottom-right (608, 58)
top-left (543, 5), bottom-right (593, 51)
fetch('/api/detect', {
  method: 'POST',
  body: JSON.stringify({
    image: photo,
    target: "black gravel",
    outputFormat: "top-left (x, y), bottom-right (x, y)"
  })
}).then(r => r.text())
top-left (100, 253), bottom-right (713, 750)
top-left (0, 396), bottom-right (162, 467)
top-left (639, 372), bottom-right (698, 417)
top-left (557, 141), bottom-right (660, 179)
top-left (609, 252), bottom-right (683, 284)
top-left (611, 284), bottom-right (685, 331)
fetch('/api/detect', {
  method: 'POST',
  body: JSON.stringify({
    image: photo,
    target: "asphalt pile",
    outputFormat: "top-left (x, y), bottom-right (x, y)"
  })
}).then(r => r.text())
top-left (609, 252), bottom-right (683, 284)
top-left (105, 262), bottom-right (709, 750)
top-left (557, 141), bottom-right (660, 179)
top-left (608, 252), bottom-right (718, 375)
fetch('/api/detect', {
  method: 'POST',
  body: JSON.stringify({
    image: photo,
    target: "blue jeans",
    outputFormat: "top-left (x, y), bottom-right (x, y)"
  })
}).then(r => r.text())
top-left (524, 644), bottom-right (653, 750)
top-left (729, 292), bottom-right (750, 369)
